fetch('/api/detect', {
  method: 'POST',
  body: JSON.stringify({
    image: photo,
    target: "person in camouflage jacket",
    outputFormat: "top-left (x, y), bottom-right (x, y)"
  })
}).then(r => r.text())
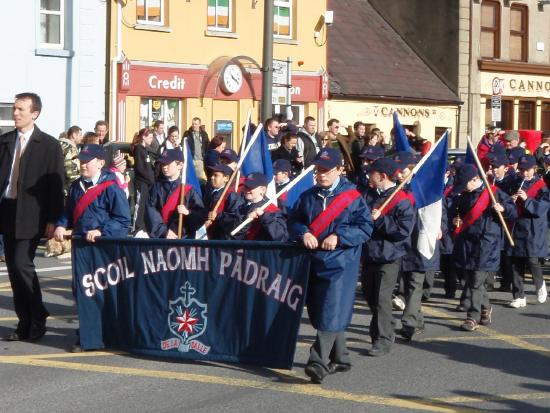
top-left (58, 125), bottom-right (82, 195)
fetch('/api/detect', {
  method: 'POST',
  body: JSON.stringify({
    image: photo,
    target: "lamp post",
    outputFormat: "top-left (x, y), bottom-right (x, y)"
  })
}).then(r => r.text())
top-left (261, 0), bottom-right (274, 123)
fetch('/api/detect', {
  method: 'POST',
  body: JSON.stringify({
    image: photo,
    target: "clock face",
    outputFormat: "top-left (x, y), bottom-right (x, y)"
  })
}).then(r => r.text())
top-left (222, 64), bottom-right (243, 94)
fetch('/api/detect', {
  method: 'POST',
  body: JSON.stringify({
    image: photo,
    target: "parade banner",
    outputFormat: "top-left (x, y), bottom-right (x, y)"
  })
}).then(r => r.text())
top-left (73, 238), bottom-right (310, 369)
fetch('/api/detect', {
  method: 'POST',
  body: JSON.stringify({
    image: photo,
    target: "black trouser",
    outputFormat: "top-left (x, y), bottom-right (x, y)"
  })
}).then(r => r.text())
top-left (422, 271), bottom-right (435, 300)
top-left (441, 254), bottom-right (458, 296)
top-left (133, 181), bottom-right (150, 232)
top-left (401, 271), bottom-right (425, 331)
top-left (512, 257), bottom-right (544, 299)
top-left (361, 260), bottom-right (400, 349)
top-left (499, 253), bottom-right (513, 290)
top-left (0, 199), bottom-right (48, 330)
top-left (308, 330), bottom-right (350, 372)
top-left (463, 270), bottom-right (490, 322)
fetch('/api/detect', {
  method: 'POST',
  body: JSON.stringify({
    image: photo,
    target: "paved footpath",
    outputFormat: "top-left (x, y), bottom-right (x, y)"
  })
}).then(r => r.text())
top-left (0, 247), bottom-right (549, 412)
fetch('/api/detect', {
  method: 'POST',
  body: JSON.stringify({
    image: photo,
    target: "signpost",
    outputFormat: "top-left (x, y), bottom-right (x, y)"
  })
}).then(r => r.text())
top-left (272, 57), bottom-right (293, 119)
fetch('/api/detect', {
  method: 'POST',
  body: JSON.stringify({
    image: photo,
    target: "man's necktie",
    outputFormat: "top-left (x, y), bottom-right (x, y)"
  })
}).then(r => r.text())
top-left (7, 135), bottom-right (27, 199)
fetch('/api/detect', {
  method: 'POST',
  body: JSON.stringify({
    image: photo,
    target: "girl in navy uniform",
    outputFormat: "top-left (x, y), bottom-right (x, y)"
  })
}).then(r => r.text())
top-left (451, 164), bottom-right (517, 331)
top-left (509, 155), bottom-right (550, 307)
top-left (217, 173), bottom-right (288, 241)
top-left (145, 149), bottom-right (205, 239)
top-left (54, 144), bottom-right (130, 242)
top-left (289, 148), bottom-right (373, 384)
top-left (362, 157), bottom-right (415, 356)
top-left (201, 163), bottom-right (233, 240)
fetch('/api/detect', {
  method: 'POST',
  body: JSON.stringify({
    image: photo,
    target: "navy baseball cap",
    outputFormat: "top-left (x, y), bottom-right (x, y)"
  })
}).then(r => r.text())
top-left (313, 148), bottom-right (342, 169)
top-left (454, 164), bottom-right (479, 193)
top-left (392, 151), bottom-right (416, 166)
top-left (158, 149), bottom-right (184, 165)
top-left (78, 144), bottom-right (106, 162)
top-left (518, 155), bottom-right (536, 170)
top-left (220, 148), bottom-right (239, 163)
top-left (489, 143), bottom-right (506, 156)
top-left (544, 154), bottom-right (550, 165)
top-left (488, 153), bottom-right (508, 168)
top-left (273, 159), bottom-right (292, 173)
top-left (368, 157), bottom-right (399, 178)
top-left (207, 163), bottom-right (233, 176)
top-left (359, 145), bottom-right (384, 161)
top-left (507, 147), bottom-right (526, 164)
top-left (243, 173), bottom-right (269, 189)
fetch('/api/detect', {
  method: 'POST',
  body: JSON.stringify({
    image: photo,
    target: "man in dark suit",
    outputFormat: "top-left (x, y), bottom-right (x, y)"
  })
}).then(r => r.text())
top-left (0, 93), bottom-right (65, 341)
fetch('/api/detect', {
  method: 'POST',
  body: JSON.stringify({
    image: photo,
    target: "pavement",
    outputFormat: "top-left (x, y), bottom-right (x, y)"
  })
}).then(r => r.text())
top-left (0, 245), bottom-right (549, 412)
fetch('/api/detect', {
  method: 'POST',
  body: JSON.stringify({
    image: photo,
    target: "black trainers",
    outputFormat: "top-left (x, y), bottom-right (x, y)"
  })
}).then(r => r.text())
top-left (305, 364), bottom-right (326, 384)
top-left (327, 362), bottom-right (351, 374)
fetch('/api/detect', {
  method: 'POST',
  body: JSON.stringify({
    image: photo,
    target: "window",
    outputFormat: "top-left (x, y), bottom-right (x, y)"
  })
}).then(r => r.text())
top-left (485, 99), bottom-right (513, 130)
top-left (435, 127), bottom-right (450, 142)
top-left (0, 104), bottom-right (14, 135)
top-left (510, 4), bottom-right (528, 62)
top-left (137, 0), bottom-right (164, 25)
top-left (542, 103), bottom-right (550, 131)
top-left (39, 0), bottom-right (64, 48)
top-left (207, 0), bottom-right (232, 32)
top-left (273, 0), bottom-right (292, 38)
top-left (518, 101), bottom-right (535, 130)
top-left (140, 98), bottom-right (179, 130)
top-left (480, 0), bottom-right (500, 59)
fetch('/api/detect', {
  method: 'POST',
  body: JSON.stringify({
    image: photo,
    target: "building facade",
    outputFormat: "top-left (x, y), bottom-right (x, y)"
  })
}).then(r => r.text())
top-left (326, 0), bottom-right (462, 147)
top-left (0, 1), bottom-right (107, 136)
top-left (108, 0), bottom-right (328, 148)
top-left (471, 0), bottom-right (550, 139)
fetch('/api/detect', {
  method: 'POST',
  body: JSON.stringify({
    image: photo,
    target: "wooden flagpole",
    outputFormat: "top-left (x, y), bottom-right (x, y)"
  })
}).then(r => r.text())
top-left (177, 137), bottom-right (188, 238)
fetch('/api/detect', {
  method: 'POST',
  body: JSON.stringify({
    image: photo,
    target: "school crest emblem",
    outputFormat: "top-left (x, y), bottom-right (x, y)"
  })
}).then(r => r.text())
top-left (160, 281), bottom-right (210, 354)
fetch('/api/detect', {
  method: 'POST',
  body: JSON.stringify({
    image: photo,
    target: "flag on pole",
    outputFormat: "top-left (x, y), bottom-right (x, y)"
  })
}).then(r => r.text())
top-left (241, 128), bottom-right (275, 197)
top-left (183, 139), bottom-right (202, 197)
top-left (285, 169), bottom-right (315, 209)
top-left (410, 131), bottom-right (449, 259)
top-left (393, 112), bottom-right (412, 153)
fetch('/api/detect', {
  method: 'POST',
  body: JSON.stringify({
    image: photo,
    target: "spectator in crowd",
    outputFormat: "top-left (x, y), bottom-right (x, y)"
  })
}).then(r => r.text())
top-left (82, 132), bottom-right (100, 145)
top-left (204, 136), bottom-right (227, 171)
top-left (320, 118), bottom-right (354, 174)
top-left (504, 130), bottom-right (521, 153)
top-left (477, 125), bottom-right (504, 166)
top-left (184, 117), bottom-right (210, 182)
top-left (271, 132), bottom-right (303, 176)
top-left (264, 118), bottom-right (281, 152)
top-left (94, 120), bottom-right (109, 144)
top-left (58, 125), bottom-right (82, 195)
top-left (159, 125), bottom-right (182, 154)
top-left (297, 116), bottom-right (322, 167)
top-left (131, 128), bottom-right (155, 235)
top-left (533, 131), bottom-right (550, 169)
top-left (150, 120), bottom-right (165, 156)
top-left (110, 151), bottom-right (130, 199)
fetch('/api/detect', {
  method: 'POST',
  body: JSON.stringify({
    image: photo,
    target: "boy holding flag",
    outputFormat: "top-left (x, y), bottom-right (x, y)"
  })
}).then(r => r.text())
top-left (145, 149), bottom-right (205, 239)
top-left (451, 164), bottom-right (516, 331)
top-left (289, 148), bottom-right (373, 384)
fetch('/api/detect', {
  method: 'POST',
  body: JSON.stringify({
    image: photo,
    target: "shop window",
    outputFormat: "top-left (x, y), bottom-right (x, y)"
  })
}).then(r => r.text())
top-left (480, 0), bottom-right (500, 59)
top-left (434, 127), bottom-right (450, 142)
top-left (140, 99), bottom-right (179, 130)
top-left (0, 104), bottom-right (14, 135)
top-left (510, 4), bottom-right (528, 62)
top-left (541, 103), bottom-right (550, 131)
top-left (39, 0), bottom-right (64, 48)
top-left (272, 104), bottom-right (304, 126)
top-left (137, 0), bottom-right (164, 25)
top-left (207, 0), bottom-right (232, 32)
top-left (518, 101), bottom-right (535, 130)
top-left (273, 0), bottom-right (292, 39)
top-left (485, 99), bottom-right (513, 130)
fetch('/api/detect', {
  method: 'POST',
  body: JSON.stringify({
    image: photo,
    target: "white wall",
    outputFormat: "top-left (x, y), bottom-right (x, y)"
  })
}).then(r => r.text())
top-left (0, 0), bottom-right (106, 137)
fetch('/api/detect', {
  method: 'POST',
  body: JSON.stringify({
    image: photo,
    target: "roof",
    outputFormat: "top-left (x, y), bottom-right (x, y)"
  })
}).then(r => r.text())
top-left (327, 0), bottom-right (461, 104)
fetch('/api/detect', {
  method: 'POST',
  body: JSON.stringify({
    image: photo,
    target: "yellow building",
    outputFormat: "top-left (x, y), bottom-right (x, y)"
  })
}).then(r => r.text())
top-left (107, 0), bottom-right (328, 149)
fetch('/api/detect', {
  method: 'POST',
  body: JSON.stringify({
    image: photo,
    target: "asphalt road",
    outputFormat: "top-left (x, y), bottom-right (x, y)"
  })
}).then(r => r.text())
top-left (1, 245), bottom-right (549, 413)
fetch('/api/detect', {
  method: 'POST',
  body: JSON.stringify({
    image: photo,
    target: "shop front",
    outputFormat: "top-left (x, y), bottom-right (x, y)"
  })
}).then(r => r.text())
top-left (479, 71), bottom-right (550, 136)
top-left (326, 100), bottom-right (460, 147)
top-left (116, 58), bottom-right (327, 149)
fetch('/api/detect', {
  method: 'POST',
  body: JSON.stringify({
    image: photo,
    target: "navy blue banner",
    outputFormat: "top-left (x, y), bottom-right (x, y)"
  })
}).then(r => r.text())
top-left (73, 238), bottom-right (310, 369)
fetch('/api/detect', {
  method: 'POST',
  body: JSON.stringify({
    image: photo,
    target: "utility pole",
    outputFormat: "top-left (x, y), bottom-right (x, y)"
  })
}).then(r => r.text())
top-left (261, 0), bottom-right (274, 123)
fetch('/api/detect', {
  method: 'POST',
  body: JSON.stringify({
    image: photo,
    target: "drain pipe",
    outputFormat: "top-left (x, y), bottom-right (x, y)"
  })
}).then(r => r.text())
top-left (110, 0), bottom-right (123, 141)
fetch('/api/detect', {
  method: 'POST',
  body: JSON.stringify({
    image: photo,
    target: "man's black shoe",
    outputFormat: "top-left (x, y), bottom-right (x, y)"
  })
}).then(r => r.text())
top-left (4, 329), bottom-right (29, 341)
top-left (327, 362), bottom-right (351, 374)
top-left (399, 326), bottom-right (425, 342)
top-left (305, 364), bottom-right (326, 384)
top-left (367, 345), bottom-right (391, 357)
top-left (28, 322), bottom-right (47, 342)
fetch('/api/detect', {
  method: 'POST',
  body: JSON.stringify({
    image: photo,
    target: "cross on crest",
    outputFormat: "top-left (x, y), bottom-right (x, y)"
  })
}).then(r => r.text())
top-left (180, 281), bottom-right (196, 306)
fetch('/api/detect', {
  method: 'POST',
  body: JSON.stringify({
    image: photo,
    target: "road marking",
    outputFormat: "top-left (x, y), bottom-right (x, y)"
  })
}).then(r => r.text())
top-left (0, 315), bottom-right (76, 322)
top-left (0, 274), bottom-right (72, 289)
top-left (422, 305), bottom-right (550, 357)
top-left (0, 265), bottom-right (72, 277)
top-left (433, 392), bottom-right (550, 405)
top-left (0, 286), bottom-right (73, 293)
top-left (0, 356), bottom-right (480, 412)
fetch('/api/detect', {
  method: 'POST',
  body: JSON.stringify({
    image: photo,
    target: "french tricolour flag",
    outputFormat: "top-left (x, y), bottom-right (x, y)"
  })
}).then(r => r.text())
top-left (410, 131), bottom-right (449, 259)
top-left (393, 111), bottom-right (412, 153)
top-left (183, 139), bottom-right (202, 197)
